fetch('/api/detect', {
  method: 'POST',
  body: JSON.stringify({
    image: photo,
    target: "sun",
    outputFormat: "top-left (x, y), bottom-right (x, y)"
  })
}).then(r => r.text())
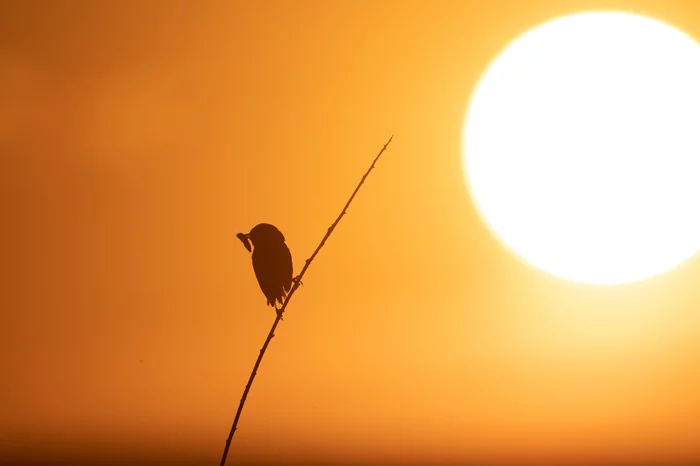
top-left (463, 12), bottom-right (700, 285)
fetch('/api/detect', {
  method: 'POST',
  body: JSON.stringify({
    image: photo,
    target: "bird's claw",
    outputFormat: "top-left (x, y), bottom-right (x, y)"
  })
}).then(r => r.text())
top-left (276, 307), bottom-right (284, 320)
top-left (293, 275), bottom-right (303, 286)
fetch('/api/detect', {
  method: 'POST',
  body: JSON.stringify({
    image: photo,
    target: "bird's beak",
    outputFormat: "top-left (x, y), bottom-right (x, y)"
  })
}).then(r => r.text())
top-left (236, 232), bottom-right (252, 252)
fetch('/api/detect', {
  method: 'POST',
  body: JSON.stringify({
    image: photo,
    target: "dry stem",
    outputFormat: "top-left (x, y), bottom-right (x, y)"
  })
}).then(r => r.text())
top-left (220, 134), bottom-right (394, 466)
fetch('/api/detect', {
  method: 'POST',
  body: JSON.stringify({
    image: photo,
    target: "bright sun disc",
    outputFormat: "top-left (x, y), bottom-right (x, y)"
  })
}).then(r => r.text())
top-left (463, 12), bottom-right (700, 285)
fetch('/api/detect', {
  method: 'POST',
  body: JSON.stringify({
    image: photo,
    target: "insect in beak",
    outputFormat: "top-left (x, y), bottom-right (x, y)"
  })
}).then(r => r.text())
top-left (237, 232), bottom-right (252, 252)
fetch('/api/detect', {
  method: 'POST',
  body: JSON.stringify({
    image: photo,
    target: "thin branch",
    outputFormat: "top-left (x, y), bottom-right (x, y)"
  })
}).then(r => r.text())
top-left (220, 134), bottom-right (394, 466)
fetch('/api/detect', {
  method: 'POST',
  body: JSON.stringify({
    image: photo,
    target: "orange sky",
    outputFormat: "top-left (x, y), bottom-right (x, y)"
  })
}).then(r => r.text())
top-left (2, 1), bottom-right (700, 465)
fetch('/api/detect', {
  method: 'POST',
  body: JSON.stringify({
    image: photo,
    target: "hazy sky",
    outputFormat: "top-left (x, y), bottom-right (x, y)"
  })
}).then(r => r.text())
top-left (2, 1), bottom-right (700, 465)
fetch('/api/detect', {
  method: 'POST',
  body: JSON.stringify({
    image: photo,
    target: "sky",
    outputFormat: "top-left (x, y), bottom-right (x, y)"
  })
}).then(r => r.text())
top-left (2, 0), bottom-right (700, 465)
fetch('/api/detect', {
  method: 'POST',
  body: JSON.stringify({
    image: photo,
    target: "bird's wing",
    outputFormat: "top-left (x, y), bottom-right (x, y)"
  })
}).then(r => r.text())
top-left (279, 242), bottom-right (293, 294)
top-left (252, 241), bottom-right (293, 307)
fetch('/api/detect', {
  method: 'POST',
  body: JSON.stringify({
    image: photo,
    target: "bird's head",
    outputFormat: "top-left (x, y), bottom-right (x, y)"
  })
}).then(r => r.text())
top-left (237, 223), bottom-right (286, 252)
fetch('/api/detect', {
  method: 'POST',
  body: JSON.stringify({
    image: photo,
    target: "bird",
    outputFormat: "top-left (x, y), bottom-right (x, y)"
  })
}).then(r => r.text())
top-left (237, 223), bottom-right (293, 315)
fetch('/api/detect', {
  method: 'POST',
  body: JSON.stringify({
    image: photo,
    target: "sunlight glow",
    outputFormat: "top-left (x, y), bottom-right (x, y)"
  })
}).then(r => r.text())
top-left (463, 12), bottom-right (700, 285)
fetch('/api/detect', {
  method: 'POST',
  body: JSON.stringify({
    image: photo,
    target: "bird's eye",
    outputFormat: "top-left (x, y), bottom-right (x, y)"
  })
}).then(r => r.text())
top-left (237, 233), bottom-right (252, 252)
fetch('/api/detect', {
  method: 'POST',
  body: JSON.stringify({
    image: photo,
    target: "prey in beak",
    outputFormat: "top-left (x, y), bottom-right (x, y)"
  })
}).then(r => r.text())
top-left (236, 232), bottom-right (252, 252)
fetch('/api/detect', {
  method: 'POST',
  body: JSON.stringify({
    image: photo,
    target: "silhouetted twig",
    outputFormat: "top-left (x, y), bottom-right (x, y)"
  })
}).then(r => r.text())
top-left (220, 134), bottom-right (394, 466)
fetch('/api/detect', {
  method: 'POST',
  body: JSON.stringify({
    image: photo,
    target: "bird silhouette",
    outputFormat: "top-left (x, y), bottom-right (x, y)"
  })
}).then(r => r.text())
top-left (237, 223), bottom-right (293, 315)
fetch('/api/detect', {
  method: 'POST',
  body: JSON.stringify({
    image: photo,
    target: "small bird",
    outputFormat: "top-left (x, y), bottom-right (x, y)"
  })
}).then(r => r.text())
top-left (237, 223), bottom-right (293, 315)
